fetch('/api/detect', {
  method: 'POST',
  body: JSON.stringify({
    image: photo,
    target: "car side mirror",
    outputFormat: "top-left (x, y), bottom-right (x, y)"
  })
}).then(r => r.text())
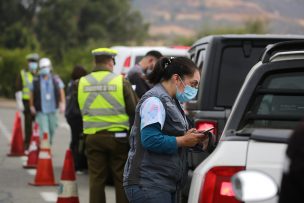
top-left (231, 171), bottom-right (278, 202)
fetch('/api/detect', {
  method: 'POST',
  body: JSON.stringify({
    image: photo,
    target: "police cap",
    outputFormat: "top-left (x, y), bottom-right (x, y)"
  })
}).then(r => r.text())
top-left (91, 48), bottom-right (117, 57)
top-left (26, 53), bottom-right (39, 61)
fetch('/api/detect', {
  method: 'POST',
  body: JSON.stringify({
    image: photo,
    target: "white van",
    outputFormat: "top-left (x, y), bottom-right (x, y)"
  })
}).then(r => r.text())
top-left (111, 46), bottom-right (190, 75)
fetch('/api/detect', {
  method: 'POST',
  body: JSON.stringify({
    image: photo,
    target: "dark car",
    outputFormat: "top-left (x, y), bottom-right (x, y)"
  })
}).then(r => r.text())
top-left (188, 40), bottom-right (304, 203)
top-left (181, 35), bottom-right (304, 202)
top-left (186, 34), bottom-right (304, 169)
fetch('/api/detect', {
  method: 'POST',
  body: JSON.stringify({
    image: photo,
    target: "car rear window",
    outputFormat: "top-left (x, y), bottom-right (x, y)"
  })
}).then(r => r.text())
top-left (239, 71), bottom-right (304, 129)
top-left (216, 46), bottom-right (265, 107)
top-left (135, 55), bottom-right (188, 65)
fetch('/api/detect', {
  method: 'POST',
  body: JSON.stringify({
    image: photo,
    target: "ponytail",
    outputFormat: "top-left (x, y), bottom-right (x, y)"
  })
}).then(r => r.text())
top-left (148, 56), bottom-right (198, 85)
top-left (148, 57), bottom-right (172, 84)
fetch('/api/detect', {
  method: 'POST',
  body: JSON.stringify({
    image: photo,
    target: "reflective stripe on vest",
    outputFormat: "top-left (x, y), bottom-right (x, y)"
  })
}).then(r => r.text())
top-left (78, 71), bottom-right (129, 134)
top-left (21, 70), bottom-right (33, 100)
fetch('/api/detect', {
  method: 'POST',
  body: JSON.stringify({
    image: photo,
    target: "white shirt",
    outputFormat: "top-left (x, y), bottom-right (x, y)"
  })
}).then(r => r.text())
top-left (140, 97), bottom-right (166, 130)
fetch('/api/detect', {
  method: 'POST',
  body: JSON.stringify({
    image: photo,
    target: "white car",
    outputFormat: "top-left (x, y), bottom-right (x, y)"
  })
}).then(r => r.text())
top-left (188, 41), bottom-right (304, 203)
top-left (110, 46), bottom-right (189, 75)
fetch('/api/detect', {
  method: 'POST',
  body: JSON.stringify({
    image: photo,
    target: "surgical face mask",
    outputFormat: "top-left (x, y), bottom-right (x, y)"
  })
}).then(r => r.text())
top-left (29, 62), bottom-right (38, 71)
top-left (176, 77), bottom-right (198, 102)
top-left (39, 67), bottom-right (50, 75)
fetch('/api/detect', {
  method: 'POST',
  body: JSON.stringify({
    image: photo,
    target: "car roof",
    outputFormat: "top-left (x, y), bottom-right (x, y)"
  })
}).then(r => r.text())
top-left (191, 34), bottom-right (304, 49)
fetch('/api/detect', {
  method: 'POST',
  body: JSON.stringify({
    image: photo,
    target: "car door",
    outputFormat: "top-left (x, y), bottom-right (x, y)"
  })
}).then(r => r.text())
top-left (239, 68), bottom-right (304, 202)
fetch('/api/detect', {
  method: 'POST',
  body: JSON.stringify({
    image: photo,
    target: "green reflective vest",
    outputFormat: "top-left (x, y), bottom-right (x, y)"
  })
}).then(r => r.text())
top-left (78, 71), bottom-right (129, 134)
top-left (20, 70), bottom-right (33, 100)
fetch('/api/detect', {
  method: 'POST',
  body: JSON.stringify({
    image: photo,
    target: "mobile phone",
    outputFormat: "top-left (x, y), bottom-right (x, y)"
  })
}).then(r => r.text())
top-left (197, 127), bottom-right (214, 134)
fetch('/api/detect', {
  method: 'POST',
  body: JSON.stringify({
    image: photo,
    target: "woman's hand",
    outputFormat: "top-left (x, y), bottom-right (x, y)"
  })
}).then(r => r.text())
top-left (176, 128), bottom-right (208, 147)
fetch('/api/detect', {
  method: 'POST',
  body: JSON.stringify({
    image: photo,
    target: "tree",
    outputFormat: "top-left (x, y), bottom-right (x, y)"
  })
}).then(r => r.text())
top-left (1, 22), bottom-right (39, 49)
top-left (78, 0), bottom-right (148, 45)
top-left (0, 0), bottom-right (40, 49)
top-left (35, 0), bottom-right (148, 60)
top-left (35, 0), bottom-right (82, 60)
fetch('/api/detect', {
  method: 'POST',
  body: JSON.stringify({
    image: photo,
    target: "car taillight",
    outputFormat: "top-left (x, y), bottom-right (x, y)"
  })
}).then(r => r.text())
top-left (195, 121), bottom-right (217, 136)
top-left (123, 56), bottom-right (131, 68)
top-left (199, 166), bottom-right (245, 203)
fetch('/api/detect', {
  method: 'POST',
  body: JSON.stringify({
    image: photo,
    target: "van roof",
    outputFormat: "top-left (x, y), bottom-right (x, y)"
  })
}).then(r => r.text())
top-left (111, 46), bottom-right (189, 55)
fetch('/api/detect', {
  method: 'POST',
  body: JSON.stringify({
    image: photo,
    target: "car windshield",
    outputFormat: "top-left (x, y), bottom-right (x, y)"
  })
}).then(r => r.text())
top-left (239, 71), bottom-right (304, 130)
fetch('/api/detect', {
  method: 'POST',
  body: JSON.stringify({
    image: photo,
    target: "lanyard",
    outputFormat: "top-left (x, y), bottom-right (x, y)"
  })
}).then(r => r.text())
top-left (174, 98), bottom-right (189, 130)
top-left (46, 80), bottom-right (50, 92)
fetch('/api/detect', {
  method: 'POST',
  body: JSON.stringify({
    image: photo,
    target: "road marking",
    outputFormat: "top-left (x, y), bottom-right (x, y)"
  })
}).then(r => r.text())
top-left (26, 169), bottom-right (37, 176)
top-left (59, 123), bottom-right (70, 131)
top-left (0, 118), bottom-right (11, 140)
top-left (21, 156), bottom-right (27, 161)
top-left (0, 118), bottom-right (57, 202)
top-left (40, 192), bottom-right (57, 202)
top-left (0, 118), bottom-right (28, 164)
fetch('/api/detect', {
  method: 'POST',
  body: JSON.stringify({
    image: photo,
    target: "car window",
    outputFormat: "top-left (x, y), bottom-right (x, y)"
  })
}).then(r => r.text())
top-left (216, 46), bottom-right (265, 107)
top-left (196, 48), bottom-right (206, 72)
top-left (135, 56), bottom-right (145, 64)
top-left (239, 71), bottom-right (304, 130)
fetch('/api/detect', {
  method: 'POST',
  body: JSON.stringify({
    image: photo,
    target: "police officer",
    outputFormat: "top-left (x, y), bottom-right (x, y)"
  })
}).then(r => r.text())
top-left (78, 48), bottom-right (137, 203)
top-left (15, 53), bottom-right (39, 150)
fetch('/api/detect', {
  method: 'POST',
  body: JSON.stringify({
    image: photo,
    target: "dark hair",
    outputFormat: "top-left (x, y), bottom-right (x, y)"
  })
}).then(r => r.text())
top-left (94, 55), bottom-right (113, 64)
top-left (145, 50), bottom-right (163, 59)
top-left (148, 56), bottom-right (198, 85)
top-left (71, 65), bottom-right (87, 80)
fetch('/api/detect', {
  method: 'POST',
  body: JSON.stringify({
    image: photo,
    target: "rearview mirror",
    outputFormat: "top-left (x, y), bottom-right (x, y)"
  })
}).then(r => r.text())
top-left (231, 171), bottom-right (278, 202)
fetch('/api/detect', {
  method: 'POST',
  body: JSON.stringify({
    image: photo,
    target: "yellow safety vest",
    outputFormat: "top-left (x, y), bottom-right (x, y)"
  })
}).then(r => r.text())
top-left (20, 70), bottom-right (33, 100)
top-left (78, 71), bottom-right (129, 134)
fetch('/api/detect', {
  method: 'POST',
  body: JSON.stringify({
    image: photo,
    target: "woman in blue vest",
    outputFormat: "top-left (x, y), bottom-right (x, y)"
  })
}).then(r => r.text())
top-left (123, 57), bottom-right (208, 203)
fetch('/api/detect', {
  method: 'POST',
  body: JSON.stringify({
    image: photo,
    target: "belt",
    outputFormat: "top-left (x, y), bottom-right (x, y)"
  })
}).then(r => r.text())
top-left (86, 130), bottom-right (128, 138)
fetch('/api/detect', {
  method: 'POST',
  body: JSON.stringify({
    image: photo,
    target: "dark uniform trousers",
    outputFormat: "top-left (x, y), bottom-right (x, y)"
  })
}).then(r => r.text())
top-left (86, 130), bottom-right (129, 203)
top-left (23, 99), bottom-right (34, 149)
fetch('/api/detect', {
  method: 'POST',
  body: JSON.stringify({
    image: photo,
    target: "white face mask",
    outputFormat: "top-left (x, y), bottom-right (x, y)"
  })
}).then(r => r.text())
top-left (29, 62), bottom-right (38, 71)
top-left (40, 67), bottom-right (50, 75)
top-left (176, 76), bottom-right (198, 102)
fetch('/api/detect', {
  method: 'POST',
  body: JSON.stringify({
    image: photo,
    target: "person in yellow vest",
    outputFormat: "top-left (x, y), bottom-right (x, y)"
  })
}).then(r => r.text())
top-left (15, 53), bottom-right (39, 150)
top-left (78, 48), bottom-right (137, 203)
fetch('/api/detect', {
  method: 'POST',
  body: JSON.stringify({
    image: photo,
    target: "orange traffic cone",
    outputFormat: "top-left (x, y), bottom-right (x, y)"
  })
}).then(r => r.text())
top-left (23, 122), bottom-right (40, 168)
top-left (40, 132), bottom-right (51, 152)
top-left (57, 149), bottom-right (79, 203)
top-left (7, 111), bottom-right (25, 156)
top-left (29, 133), bottom-right (57, 186)
top-left (23, 140), bottom-right (39, 168)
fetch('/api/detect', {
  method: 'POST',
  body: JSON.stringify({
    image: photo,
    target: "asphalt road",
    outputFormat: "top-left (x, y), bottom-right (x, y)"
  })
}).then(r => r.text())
top-left (0, 102), bottom-right (115, 203)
